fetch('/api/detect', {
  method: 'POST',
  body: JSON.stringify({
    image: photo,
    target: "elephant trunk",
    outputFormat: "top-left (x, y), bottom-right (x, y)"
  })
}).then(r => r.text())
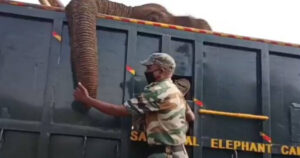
top-left (66, 0), bottom-right (133, 106)
top-left (66, 0), bottom-right (99, 103)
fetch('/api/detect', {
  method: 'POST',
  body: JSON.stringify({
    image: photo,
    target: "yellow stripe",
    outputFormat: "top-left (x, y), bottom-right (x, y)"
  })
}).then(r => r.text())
top-left (175, 26), bottom-right (185, 31)
top-left (206, 31), bottom-right (214, 35)
top-left (130, 19), bottom-right (139, 23)
top-left (199, 109), bottom-right (269, 120)
top-left (220, 33), bottom-right (228, 37)
top-left (145, 21), bottom-right (154, 26)
top-left (10, 1), bottom-right (20, 5)
top-left (189, 28), bottom-right (197, 32)
top-left (113, 17), bottom-right (121, 21)
top-left (235, 36), bottom-right (243, 39)
top-left (160, 23), bottom-right (169, 28)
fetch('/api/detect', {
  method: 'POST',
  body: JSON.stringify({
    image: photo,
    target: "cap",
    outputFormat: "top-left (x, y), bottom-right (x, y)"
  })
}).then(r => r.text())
top-left (140, 52), bottom-right (176, 70)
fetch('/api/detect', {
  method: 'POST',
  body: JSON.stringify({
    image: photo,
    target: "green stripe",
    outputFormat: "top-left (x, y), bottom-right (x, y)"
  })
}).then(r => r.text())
top-left (144, 82), bottom-right (169, 108)
top-left (148, 132), bottom-right (176, 145)
top-left (161, 108), bottom-right (185, 121)
top-left (148, 129), bottom-right (186, 145)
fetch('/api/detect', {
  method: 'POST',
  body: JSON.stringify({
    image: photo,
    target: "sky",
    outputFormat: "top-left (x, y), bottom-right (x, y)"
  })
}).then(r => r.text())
top-left (20, 0), bottom-right (300, 44)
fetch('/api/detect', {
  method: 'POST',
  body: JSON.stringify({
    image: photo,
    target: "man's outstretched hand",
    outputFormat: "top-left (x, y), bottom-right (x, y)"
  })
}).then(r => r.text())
top-left (74, 82), bottom-right (90, 104)
top-left (73, 82), bottom-right (129, 117)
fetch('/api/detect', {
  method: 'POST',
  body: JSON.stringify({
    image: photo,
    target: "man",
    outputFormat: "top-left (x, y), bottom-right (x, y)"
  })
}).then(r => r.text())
top-left (74, 52), bottom-right (193, 158)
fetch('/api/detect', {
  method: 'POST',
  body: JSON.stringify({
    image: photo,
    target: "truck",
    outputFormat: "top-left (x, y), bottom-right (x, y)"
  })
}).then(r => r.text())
top-left (0, 1), bottom-right (299, 158)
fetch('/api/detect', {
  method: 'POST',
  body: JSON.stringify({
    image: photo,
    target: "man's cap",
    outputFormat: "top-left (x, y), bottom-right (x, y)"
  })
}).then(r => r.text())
top-left (140, 52), bottom-right (176, 70)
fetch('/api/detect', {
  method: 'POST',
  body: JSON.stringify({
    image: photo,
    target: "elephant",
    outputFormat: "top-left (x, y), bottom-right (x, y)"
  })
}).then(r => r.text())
top-left (61, 0), bottom-right (212, 106)
top-left (39, 0), bottom-right (64, 7)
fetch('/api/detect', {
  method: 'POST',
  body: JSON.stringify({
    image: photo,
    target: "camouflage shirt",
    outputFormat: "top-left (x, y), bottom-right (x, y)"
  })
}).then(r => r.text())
top-left (124, 79), bottom-right (188, 145)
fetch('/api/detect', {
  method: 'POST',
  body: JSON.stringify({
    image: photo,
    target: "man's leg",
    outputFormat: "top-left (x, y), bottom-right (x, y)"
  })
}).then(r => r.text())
top-left (172, 151), bottom-right (189, 158)
top-left (172, 146), bottom-right (189, 158)
top-left (147, 152), bottom-right (167, 158)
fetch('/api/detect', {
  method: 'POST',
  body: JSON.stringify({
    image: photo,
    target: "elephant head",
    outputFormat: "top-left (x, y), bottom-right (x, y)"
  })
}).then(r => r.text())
top-left (64, 0), bottom-right (211, 107)
top-left (131, 3), bottom-right (212, 30)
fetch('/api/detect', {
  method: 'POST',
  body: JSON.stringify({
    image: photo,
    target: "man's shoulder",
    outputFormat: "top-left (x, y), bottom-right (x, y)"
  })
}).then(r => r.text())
top-left (144, 79), bottom-right (178, 94)
top-left (145, 79), bottom-right (175, 89)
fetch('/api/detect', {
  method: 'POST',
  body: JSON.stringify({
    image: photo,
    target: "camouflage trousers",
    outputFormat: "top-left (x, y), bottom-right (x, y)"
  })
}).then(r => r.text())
top-left (147, 145), bottom-right (189, 158)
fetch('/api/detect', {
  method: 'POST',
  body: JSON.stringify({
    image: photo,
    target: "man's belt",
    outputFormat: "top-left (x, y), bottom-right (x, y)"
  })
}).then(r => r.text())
top-left (148, 144), bottom-right (185, 153)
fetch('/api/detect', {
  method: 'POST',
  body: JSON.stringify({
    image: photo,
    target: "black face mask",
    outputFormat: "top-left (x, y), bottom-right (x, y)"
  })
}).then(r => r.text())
top-left (144, 71), bottom-right (156, 84)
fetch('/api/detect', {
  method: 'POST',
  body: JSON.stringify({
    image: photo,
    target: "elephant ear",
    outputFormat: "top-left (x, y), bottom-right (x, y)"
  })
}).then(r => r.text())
top-left (131, 3), bottom-right (171, 23)
top-left (131, 4), bottom-right (212, 30)
top-left (147, 12), bottom-right (170, 23)
top-left (147, 12), bottom-right (162, 22)
top-left (172, 16), bottom-right (212, 30)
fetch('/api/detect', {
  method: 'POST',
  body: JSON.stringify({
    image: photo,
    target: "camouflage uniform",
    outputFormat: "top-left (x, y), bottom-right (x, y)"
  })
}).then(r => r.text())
top-left (124, 53), bottom-right (189, 158)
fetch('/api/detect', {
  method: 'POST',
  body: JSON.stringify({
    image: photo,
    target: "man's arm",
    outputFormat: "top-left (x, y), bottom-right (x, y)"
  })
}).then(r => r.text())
top-left (74, 82), bottom-right (130, 117)
top-left (186, 104), bottom-right (195, 122)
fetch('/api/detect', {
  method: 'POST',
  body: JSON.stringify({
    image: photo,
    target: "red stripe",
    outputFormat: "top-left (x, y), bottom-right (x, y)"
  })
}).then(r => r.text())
top-left (243, 37), bottom-right (251, 40)
top-left (169, 25), bottom-right (177, 29)
top-left (52, 31), bottom-right (58, 36)
top-left (105, 16), bottom-right (114, 20)
top-left (270, 41), bottom-right (278, 45)
top-left (260, 132), bottom-right (272, 143)
top-left (228, 34), bottom-right (236, 38)
top-left (137, 21), bottom-right (146, 25)
top-left (213, 32), bottom-right (222, 36)
top-left (184, 28), bottom-right (193, 32)
top-left (257, 39), bottom-right (265, 43)
top-left (126, 65), bottom-right (133, 71)
top-left (285, 43), bottom-right (293, 47)
top-left (153, 23), bottom-right (162, 27)
top-left (121, 18), bottom-right (131, 23)
top-left (195, 101), bottom-right (203, 107)
top-left (14, 2), bottom-right (25, 6)
top-left (197, 30), bottom-right (207, 34)
top-left (262, 135), bottom-right (272, 143)
top-left (9, 1), bottom-right (24, 6)
top-left (194, 99), bottom-right (204, 107)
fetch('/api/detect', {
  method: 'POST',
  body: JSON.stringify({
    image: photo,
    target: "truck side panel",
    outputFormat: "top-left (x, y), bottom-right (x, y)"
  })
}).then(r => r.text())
top-left (0, 3), bottom-right (300, 158)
